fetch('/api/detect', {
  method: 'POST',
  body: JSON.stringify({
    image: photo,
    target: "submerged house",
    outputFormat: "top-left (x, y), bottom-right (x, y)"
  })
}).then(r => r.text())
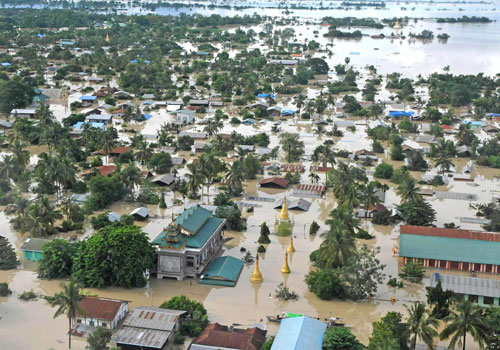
top-left (190, 323), bottom-right (267, 350)
top-left (20, 238), bottom-right (51, 261)
top-left (152, 206), bottom-right (226, 280)
top-left (271, 316), bottom-right (327, 350)
top-left (73, 296), bottom-right (129, 333)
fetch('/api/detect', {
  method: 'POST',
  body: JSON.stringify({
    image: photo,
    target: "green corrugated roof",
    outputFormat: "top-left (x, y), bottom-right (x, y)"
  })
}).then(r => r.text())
top-left (20, 238), bottom-right (51, 252)
top-left (186, 217), bottom-right (224, 249)
top-left (400, 234), bottom-right (500, 265)
top-left (175, 206), bottom-right (212, 234)
top-left (198, 256), bottom-right (244, 287)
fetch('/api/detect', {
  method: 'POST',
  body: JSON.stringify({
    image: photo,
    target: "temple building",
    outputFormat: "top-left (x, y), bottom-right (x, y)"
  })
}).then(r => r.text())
top-left (152, 206), bottom-right (226, 280)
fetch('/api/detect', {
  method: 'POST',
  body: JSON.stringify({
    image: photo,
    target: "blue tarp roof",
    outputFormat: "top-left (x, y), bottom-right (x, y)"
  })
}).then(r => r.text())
top-left (73, 121), bottom-right (105, 130)
top-left (389, 111), bottom-right (414, 117)
top-left (271, 316), bottom-right (327, 350)
top-left (80, 96), bottom-right (97, 101)
top-left (462, 120), bottom-right (483, 126)
top-left (130, 59), bottom-right (138, 63)
top-left (257, 93), bottom-right (275, 98)
top-left (1, 62), bottom-right (11, 66)
top-left (143, 114), bottom-right (152, 120)
top-left (281, 110), bottom-right (296, 116)
top-left (349, 51), bottom-right (360, 55)
top-left (197, 52), bottom-right (209, 55)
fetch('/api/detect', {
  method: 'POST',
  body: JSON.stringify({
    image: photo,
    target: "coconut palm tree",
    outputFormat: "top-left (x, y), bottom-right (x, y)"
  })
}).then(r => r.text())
top-left (135, 141), bottom-right (152, 164)
top-left (440, 300), bottom-right (489, 350)
top-left (0, 155), bottom-right (18, 180)
top-left (405, 302), bottom-right (438, 350)
top-left (24, 196), bottom-right (62, 237)
top-left (329, 162), bottom-right (353, 200)
top-left (309, 172), bottom-right (320, 184)
top-left (185, 162), bottom-right (204, 199)
top-left (361, 181), bottom-right (381, 220)
top-left (456, 123), bottom-right (475, 147)
top-left (120, 162), bottom-right (142, 196)
top-left (318, 224), bottom-right (356, 268)
top-left (49, 279), bottom-right (85, 349)
top-left (435, 155), bottom-right (454, 176)
top-left (296, 94), bottom-right (306, 116)
top-left (319, 145), bottom-right (336, 167)
top-left (36, 103), bottom-right (55, 126)
top-left (225, 160), bottom-right (244, 194)
top-left (99, 130), bottom-right (117, 165)
top-left (10, 141), bottom-right (30, 170)
top-left (122, 105), bottom-right (134, 124)
top-left (327, 204), bottom-right (364, 238)
top-left (397, 175), bottom-right (422, 204)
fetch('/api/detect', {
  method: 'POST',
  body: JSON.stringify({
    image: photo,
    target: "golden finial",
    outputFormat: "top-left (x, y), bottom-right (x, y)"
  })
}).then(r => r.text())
top-left (105, 32), bottom-right (110, 43)
top-left (281, 252), bottom-right (290, 274)
top-left (280, 197), bottom-right (289, 221)
top-left (250, 254), bottom-right (263, 283)
top-left (287, 236), bottom-right (295, 253)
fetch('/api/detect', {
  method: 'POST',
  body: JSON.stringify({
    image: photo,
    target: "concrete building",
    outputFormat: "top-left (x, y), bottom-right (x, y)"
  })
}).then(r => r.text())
top-left (74, 296), bottom-right (128, 331)
top-left (152, 206), bottom-right (226, 280)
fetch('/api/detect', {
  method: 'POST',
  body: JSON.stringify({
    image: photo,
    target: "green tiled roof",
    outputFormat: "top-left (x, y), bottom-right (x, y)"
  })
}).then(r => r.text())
top-left (198, 256), bottom-right (244, 287)
top-left (400, 234), bottom-right (500, 265)
top-left (175, 206), bottom-right (211, 234)
top-left (186, 217), bottom-right (224, 249)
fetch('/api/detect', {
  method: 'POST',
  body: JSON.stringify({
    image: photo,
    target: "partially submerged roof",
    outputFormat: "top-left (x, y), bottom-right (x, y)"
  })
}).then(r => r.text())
top-left (258, 177), bottom-right (289, 188)
top-left (271, 316), bottom-right (327, 350)
top-left (274, 198), bottom-right (311, 212)
top-left (431, 273), bottom-right (500, 299)
top-left (199, 256), bottom-right (244, 287)
top-left (123, 306), bottom-right (186, 331)
top-left (20, 238), bottom-right (51, 252)
top-left (152, 174), bottom-right (176, 185)
top-left (131, 207), bottom-right (151, 218)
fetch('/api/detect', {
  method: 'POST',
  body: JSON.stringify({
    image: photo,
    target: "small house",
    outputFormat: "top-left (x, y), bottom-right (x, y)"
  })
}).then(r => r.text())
top-left (86, 114), bottom-right (112, 124)
top-left (271, 316), bottom-right (327, 350)
top-left (10, 108), bottom-right (38, 119)
top-left (190, 323), bottom-right (267, 350)
top-left (258, 177), bottom-right (289, 189)
top-left (131, 207), bottom-right (151, 221)
top-left (114, 90), bottom-right (134, 99)
top-left (173, 110), bottom-right (195, 124)
top-left (112, 307), bottom-right (186, 350)
top-left (189, 99), bottom-right (209, 106)
top-left (483, 125), bottom-right (499, 134)
top-left (152, 174), bottom-right (176, 186)
top-left (20, 238), bottom-right (51, 261)
top-left (80, 96), bottom-right (98, 104)
top-left (109, 146), bottom-right (132, 157)
top-left (274, 198), bottom-right (311, 212)
top-left (293, 184), bottom-right (326, 198)
top-left (74, 296), bottom-right (128, 332)
top-left (198, 256), bottom-right (244, 287)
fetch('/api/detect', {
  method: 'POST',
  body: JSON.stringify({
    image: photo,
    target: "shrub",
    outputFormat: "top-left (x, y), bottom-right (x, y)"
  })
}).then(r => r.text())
top-left (274, 282), bottom-right (299, 301)
top-left (257, 245), bottom-right (266, 253)
top-left (0, 236), bottom-right (19, 270)
top-left (18, 290), bottom-right (37, 301)
top-left (400, 261), bottom-right (426, 282)
top-left (305, 269), bottom-right (345, 300)
top-left (374, 162), bottom-right (394, 179)
top-left (309, 221), bottom-right (320, 235)
top-left (277, 221), bottom-right (293, 236)
top-left (0, 282), bottom-right (11, 296)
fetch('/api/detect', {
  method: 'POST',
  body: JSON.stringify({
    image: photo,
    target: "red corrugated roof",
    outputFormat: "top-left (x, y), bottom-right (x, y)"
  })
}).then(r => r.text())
top-left (400, 225), bottom-right (500, 242)
top-left (193, 323), bottom-right (266, 350)
top-left (76, 297), bottom-right (126, 321)
top-left (295, 184), bottom-right (326, 194)
top-left (110, 146), bottom-right (132, 154)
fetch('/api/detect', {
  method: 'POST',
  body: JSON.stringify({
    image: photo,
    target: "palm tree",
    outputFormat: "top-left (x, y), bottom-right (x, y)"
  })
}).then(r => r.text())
top-left (24, 196), bottom-right (62, 237)
top-left (435, 155), bottom-right (454, 176)
top-left (120, 163), bottom-right (142, 196)
top-left (318, 224), bottom-right (356, 268)
top-left (329, 162), bottom-right (353, 200)
top-left (0, 155), bottom-right (18, 180)
top-left (440, 300), bottom-right (489, 350)
top-left (10, 141), bottom-right (30, 170)
top-left (456, 123), bottom-right (475, 147)
top-left (405, 302), bottom-right (438, 350)
top-left (362, 181), bottom-right (381, 220)
top-left (135, 141), bottom-right (152, 164)
top-left (319, 145), bottom-right (336, 167)
top-left (36, 103), bottom-right (55, 126)
top-left (122, 105), bottom-right (134, 123)
top-left (296, 94), bottom-right (306, 116)
top-left (99, 130), bottom-right (117, 165)
top-left (225, 160), bottom-right (244, 194)
top-left (185, 162), bottom-right (204, 199)
top-left (309, 172), bottom-right (320, 184)
top-left (327, 204), bottom-right (364, 237)
top-left (397, 175), bottom-right (422, 204)
top-left (49, 279), bottom-right (85, 349)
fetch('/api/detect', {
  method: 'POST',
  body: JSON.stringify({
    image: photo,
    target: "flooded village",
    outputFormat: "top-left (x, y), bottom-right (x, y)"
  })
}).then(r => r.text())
top-left (0, 1), bottom-right (499, 349)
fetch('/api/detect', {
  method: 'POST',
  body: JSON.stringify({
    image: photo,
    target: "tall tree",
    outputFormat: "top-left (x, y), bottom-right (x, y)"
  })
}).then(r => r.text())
top-left (405, 302), bottom-right (438, 350)
top-left (48, 279), bottom-right (85, 349)
top-left (440, 301), bottom-right (489, 350)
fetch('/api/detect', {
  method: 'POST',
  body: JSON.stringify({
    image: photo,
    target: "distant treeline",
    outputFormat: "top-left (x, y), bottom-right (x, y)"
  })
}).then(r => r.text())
top-left (437, 16), bottom-right (492, 23)
top-left (322, 16), bottom-right (384, 29)
top-left (341, 2), bottom-right (386, 7)
top-left (324, 29), bottom-right (363, 38)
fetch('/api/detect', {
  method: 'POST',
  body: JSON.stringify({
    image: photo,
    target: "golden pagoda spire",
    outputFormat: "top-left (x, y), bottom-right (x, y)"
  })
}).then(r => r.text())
top-left (280, 197), bottom-right (289, 221)
top-left (105, 32), bottom-right (110, 43)
top-left (287, 236), bottom-right (295, 253)
top-left (281, 252), bottom-right (290, 274)
top-left (250, 254), bottom-right (263, 283)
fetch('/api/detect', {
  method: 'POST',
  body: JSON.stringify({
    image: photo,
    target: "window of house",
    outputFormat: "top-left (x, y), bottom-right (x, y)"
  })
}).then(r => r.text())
top-left (428, 259), bottom-right (435, 268)
top-left (187, 257), bottom-right (194, 267)
top-left (469, 295), bottom-right (479, 303)
top-left (474, 263), bottom-right (482, 272)
top-left (101, 323), bottom-right (107, 328)
top-left (486, 264), bottom-right (493, 273)
top-left (77, 319), bottom-right (82, 324)
top-left (484, 296), bottom-right (494, 305)
top-left (450, 261), bottom-right (459, 270)
top-left (462, 262), bottom-right (469, 271)
top-left (440, 260), bottom-right (447, 268)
